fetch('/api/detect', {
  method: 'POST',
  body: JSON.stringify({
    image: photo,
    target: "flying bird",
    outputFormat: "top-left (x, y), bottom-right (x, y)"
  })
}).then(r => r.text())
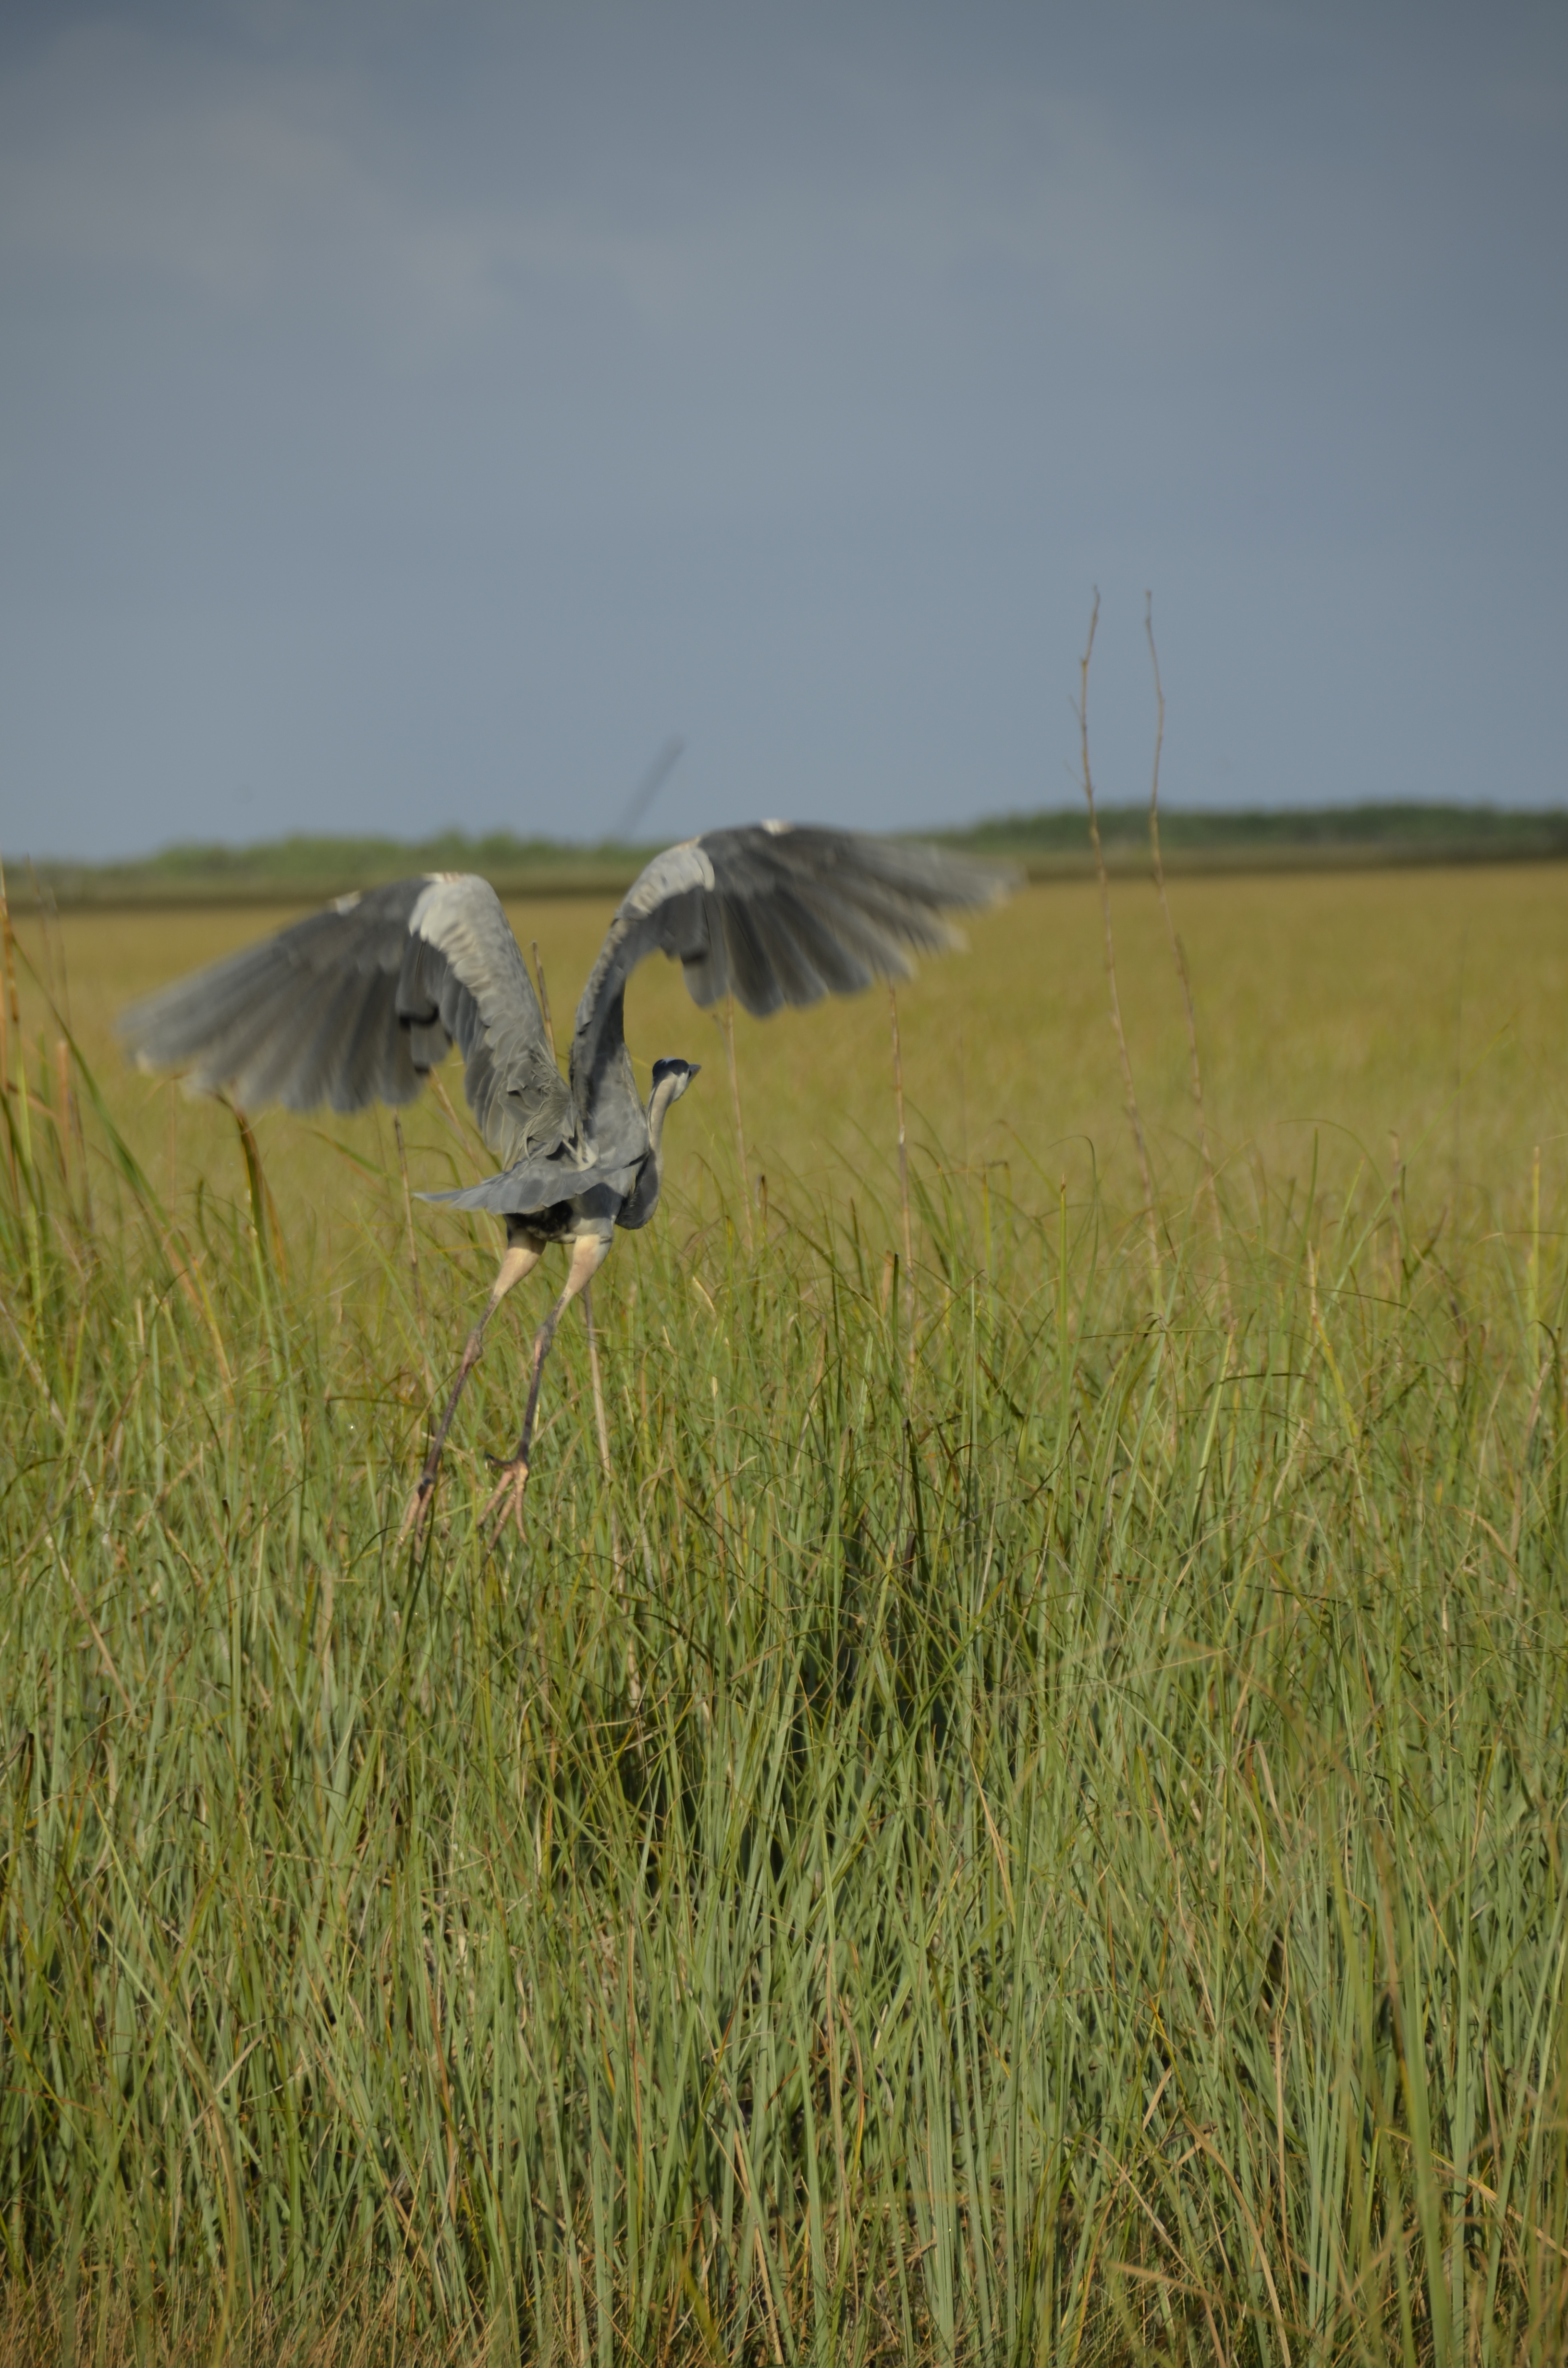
top-left (121, 824), bottom-right (1014, 1534)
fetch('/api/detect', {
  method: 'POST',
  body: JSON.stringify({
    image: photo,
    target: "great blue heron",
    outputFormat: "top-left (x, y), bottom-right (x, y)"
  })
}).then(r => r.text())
top-left (121, 823), bottom-right (1013, 1533)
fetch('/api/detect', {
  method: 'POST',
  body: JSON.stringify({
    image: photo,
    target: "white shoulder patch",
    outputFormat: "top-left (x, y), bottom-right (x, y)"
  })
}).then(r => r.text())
top-left (762, 818), bottom-right (793, 835)
top-left (623, 839), bottom-right (715, 917)
top-left (409, 873), bottom-right (491, 947)
top-left (332, 890), bottom-right (363, 914)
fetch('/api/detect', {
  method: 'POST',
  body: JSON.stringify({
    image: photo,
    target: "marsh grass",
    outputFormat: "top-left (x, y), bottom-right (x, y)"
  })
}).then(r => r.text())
top-left (3, 918), bottom-right (1568, 2362)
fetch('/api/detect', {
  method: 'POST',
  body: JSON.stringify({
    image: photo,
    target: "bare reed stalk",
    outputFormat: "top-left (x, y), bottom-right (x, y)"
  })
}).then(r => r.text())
top-left (531, 941), bottom-right (557, 1064)
top-left (37, 882), bottom-right (80, 1212)
top-left (44, 880), bottom-right (72, 1036)
top-left (1078, 593), bottom-right (1159, 1280)
top-left (70, 1051), bottom-right (91, 1232)
top-left (0, 854), bottom-right (9, 1195)
top-left (12, 871), bottom-right (90, 1227)
top-left (721, 995), bottom-right (754, 1252)
top-left (581, 1281), bottom-right (623, 1575)
top-left (392, 1114), bottom-right (425, 1324)
top-left (426, 1070), bottom-right (484, 1184)
top-left (0, 854), bottom-right (18, 1139)
top-left (0, 852), bottom-right (41, 1309)
top-left (1144, 592), bottom-right (1230, 1319)
top-left (583, 1288), bottom-right (614, 1488)
top-left (581, 1283), bottom-right (635, 1699)
top-left (534, 933), bottom-right (612, 1477)
top-left (54, 1038), bottom-right (72, 1201)
top-left (26, 863), bottom-right (55, 1011)
top-left (537, 939), bottom-right (627, 1615)
top-left (889, 984), bottom-right (916, 1375)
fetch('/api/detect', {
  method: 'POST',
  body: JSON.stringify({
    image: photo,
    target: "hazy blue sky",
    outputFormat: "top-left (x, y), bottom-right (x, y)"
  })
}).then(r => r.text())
top-left (2, 0), bottom-right (1564, 858)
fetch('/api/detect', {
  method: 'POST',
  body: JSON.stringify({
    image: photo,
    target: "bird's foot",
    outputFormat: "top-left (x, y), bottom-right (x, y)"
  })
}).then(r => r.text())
top-left (398, 1471), bottom-right (439, 1544)
top-left (481, 1452), bottom-right (532, 1539)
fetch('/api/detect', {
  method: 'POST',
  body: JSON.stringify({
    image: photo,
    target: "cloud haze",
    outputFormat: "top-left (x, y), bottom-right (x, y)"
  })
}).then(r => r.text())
top-left (1, 0), bottom-right (1564, 856)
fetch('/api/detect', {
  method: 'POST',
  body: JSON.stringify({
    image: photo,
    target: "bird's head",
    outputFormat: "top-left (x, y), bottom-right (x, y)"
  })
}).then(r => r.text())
top-left (650, 1057), bottom-right (700, 1106)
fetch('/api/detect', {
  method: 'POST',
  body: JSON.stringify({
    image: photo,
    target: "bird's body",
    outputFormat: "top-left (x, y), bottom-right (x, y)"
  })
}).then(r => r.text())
top-left (121, 823), bottom-right (1013, 1529)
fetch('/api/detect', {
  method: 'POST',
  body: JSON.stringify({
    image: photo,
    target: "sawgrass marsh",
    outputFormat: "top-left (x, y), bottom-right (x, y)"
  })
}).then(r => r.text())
top-left (3, 860), bottom-right (1568, 2364)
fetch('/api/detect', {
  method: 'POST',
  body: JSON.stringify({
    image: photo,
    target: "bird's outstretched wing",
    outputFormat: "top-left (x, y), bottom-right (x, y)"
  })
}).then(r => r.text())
top-left (120, 875), bottom-right (574, 1167)
top-left (571, 823), bottom-right (1017, 1128)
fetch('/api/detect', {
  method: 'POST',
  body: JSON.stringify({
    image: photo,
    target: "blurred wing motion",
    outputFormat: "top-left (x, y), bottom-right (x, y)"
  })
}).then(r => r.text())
top-left (121, 827), bottom-right (1018, 1174)
top-left (119, 875), bottom-right (573, 1168)
top-left (571, 822), bottom-right (1018, 1126)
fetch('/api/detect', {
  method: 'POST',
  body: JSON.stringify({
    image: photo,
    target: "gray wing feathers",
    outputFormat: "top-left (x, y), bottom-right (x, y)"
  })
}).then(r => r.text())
top-left (401, 878), bottom-right (574, 1163)
top-left (122, 832), bottom-right (1013, 1198)
top-left (121, 874), bottom-right (572, 1166)
top-left (120, 881), bottom-right (432, 1113)
top-left (418, 1150), bottom-right (639, 1217)
top-left (571, 824), bottom-right (1015, 1107)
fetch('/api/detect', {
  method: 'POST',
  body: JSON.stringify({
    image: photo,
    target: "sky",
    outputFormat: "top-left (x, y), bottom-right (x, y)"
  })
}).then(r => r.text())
top-left (1, 0), bottom-right (1564, 860)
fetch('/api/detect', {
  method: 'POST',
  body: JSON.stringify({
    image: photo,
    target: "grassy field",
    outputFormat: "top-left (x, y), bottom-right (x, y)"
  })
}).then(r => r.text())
top-left (3, 862), bottom-right (1568, 2363)
top-left (17, 862), bottom-right (1568, 1235)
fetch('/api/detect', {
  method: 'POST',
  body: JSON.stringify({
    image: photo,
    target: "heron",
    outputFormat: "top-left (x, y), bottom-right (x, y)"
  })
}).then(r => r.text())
top-left (120, 823), bottom-right (1014, 1534)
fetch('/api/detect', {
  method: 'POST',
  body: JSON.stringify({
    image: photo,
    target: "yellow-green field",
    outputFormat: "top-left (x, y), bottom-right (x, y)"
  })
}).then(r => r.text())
top-left (16, 861), bottom-right (1568, 1246)
top-left (3, 861), bottom-right (1568, 2367)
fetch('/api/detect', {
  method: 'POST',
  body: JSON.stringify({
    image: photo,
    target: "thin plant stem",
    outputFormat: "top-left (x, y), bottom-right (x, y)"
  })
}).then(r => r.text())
top-left (392, 1113), bottom-right (428, 1331)
top-left (26, 863), bottom-right (56, 1012)
top-left (1145, 591), bottom-right (1231, 1321)
top-left (889, 983), bottom-right (916, 1374)
top-left (427, 1069), bottom-right (485, 1184)
top-left (582, 1282), bottom-right (636, 1696)
top-left (42, 885), bottom-right (80, 1215)
top-left (0, 851), bottom-right (41, 1310)
top-left (1, 850), bottom-right (19, 1110)
top-left (539, 927), bottom-right (628, 1630)
top-left (71, 1051), bottom-right (92, 1235)
top-left (54, 1037), bottom-right (72, 1202)
top-left (1079, 592), bottom-right (1159, 1281)
top-left (721, 995), bottom-right (754, 1252)
top-left (0, 872), bottom-right (9, 1196)
top-left (531, 941), bottom-right (557, 1065)
top-left (583, 1284), bottom-right (614, 1493)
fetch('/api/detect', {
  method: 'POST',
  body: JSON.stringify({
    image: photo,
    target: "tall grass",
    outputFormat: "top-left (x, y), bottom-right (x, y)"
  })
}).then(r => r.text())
top-left (2, 999), bottom-right (1568, 2365)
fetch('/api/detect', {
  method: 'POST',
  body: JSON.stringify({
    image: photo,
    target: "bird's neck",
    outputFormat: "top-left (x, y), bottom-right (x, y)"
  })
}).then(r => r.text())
top-left (649, 1070), bottom-right (684, 1155)
top-left (620, 1073), bottom-right (682, 1231)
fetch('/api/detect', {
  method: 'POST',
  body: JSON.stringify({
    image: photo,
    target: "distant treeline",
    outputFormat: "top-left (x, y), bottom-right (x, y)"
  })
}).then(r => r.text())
top-left (948, 801), bottom-right (1568, 864)
top-left (16, 803), bottom-right (1568, 908)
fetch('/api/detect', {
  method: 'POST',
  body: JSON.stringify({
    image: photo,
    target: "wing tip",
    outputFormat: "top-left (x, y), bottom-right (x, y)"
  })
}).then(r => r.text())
top-left (921, 847), bottom-right (1022, 908)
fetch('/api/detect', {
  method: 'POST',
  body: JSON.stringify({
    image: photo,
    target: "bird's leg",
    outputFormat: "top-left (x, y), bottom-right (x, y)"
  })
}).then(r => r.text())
top-left (482, 1233), bottom-right (611, 1537)
top-left (399, 1238), bottom-right (539, 1539)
